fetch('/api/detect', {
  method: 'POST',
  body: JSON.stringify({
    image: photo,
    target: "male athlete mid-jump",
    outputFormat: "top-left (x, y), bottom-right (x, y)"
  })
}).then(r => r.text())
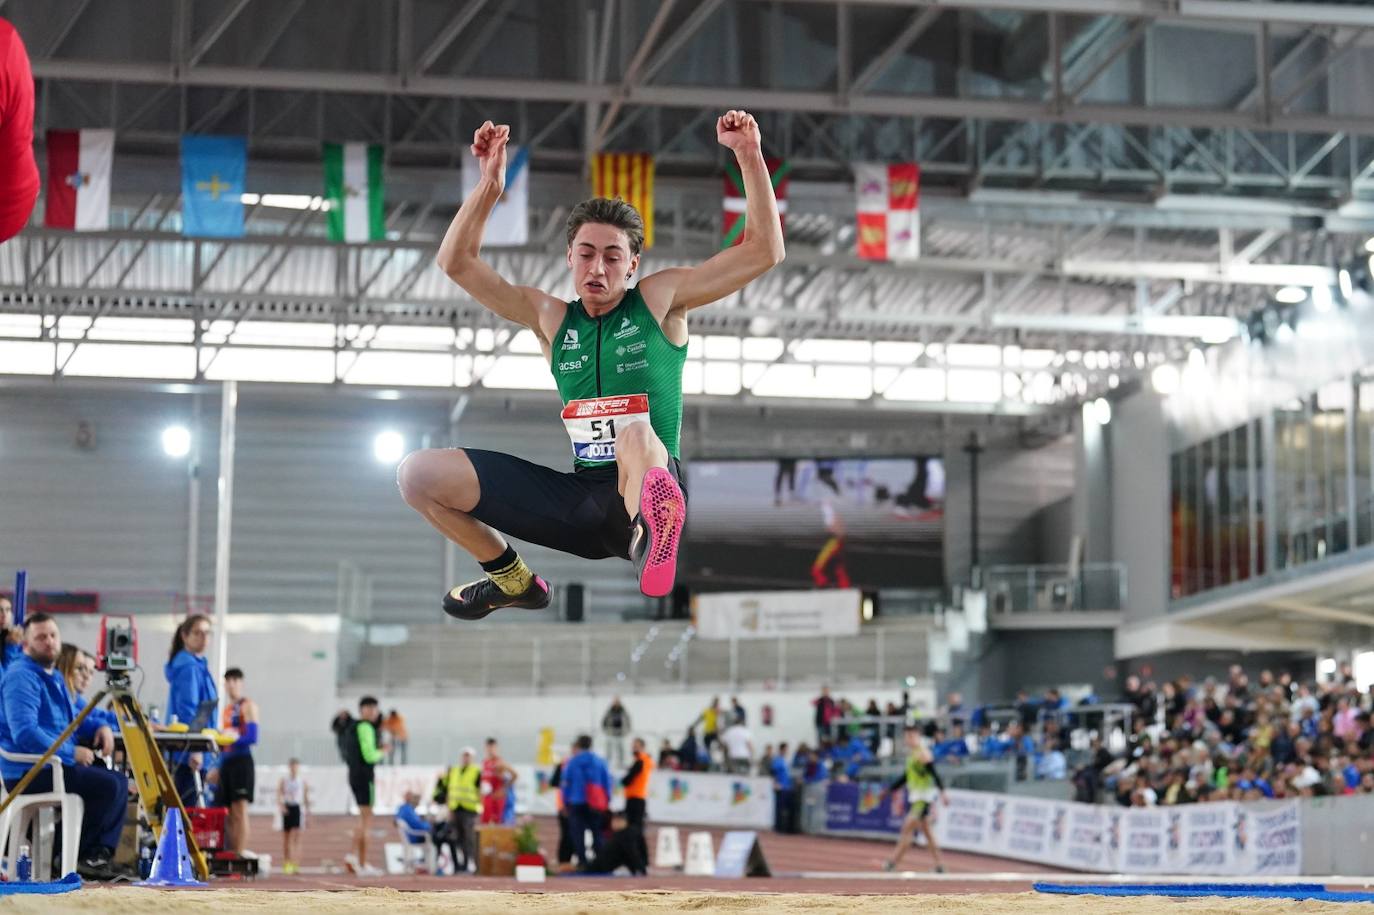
top-left (399, 110), bottom-right (785, 619)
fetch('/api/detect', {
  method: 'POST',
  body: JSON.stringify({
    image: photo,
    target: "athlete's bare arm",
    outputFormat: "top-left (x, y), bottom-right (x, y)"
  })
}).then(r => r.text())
top-left (437, 121), bottom-right (566, 348)
top-left (641, 110), bottom-right (785, 340)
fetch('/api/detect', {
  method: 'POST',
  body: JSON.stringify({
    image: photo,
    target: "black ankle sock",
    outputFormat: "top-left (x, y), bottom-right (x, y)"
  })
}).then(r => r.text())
top-left (480, 544), bottom-right (518, 573)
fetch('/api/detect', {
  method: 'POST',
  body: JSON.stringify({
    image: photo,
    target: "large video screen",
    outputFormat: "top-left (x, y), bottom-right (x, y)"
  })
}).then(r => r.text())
top-left (683, 457), bottom-right (945, 590)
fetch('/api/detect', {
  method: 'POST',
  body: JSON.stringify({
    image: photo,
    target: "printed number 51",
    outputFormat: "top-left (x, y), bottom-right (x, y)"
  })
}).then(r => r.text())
top-left (591, 419), bottom-right (617, 441)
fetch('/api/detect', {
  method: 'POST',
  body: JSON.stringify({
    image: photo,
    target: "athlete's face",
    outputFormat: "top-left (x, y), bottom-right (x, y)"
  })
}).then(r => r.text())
top-left (568, 223), bottom-right (639, 309)
top-left (225, 675), bottom-right (243, 702)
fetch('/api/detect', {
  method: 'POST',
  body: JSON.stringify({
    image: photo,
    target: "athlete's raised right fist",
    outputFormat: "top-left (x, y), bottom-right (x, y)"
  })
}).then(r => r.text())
top-left (471, 120), bottom-right (511, 189)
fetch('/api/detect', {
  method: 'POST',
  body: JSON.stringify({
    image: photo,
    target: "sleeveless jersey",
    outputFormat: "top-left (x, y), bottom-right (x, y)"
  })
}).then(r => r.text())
top-left (550, 286), bottom-right (688, 469)
top-left (281, 775), bottom-right (305, 806)
top-left (221, 698), bottom-right (251, 760)
top-left (906, 753), bottom-right (936, 803)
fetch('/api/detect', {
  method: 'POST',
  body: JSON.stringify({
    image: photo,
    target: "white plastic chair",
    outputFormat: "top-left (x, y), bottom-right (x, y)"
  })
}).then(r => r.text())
top-left (0, 749), bottom-right (85, 881)
top-left (394, 821), bottom-right (437, 874)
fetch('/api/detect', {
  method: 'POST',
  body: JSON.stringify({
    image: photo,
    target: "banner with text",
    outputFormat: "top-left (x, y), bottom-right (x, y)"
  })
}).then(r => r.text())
top-left (693, 589), bottom-right (862, 640)
top-left (823, 784), bottom-right (1300, 876)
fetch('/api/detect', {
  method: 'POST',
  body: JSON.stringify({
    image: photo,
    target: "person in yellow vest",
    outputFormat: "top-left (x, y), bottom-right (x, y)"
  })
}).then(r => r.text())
top-left (621, 737), bottom-right (655, 868)
top-left (444, 747), bottom-right (482, 874)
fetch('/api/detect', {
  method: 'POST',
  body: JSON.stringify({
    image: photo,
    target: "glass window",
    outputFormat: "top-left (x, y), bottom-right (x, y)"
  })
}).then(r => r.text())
top-left (1357, 376), bottom-right (1374, 546)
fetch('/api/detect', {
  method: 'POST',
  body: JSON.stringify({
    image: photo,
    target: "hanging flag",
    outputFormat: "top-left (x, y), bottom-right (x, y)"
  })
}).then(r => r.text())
top-left (181, 135), bottom-right (245, 238)
top-left (855, 162), bottom-right (920, 262)
top-left (323, 142), bottom-right (385, 243)
top-left (722, 157), bottom-right (790, 249)
top-left (461, 145), bottom-right (529, 246)
top-left (44, 129), bottom-right (114, 231)
top-left (591, 152), bottom-right (655, 249)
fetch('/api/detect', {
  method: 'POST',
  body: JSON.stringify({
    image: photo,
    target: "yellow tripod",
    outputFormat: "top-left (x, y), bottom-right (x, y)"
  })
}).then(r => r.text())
top-left (0, 673), bottom-right (209, 880)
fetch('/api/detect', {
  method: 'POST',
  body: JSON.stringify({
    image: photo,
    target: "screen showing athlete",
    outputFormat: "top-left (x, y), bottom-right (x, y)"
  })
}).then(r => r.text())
top-left (399, 110), bottom-right (785, 620)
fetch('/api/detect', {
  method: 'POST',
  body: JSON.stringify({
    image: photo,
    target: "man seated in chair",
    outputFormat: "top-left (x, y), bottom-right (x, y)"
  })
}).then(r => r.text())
top-left (0, 613), bottom-right (127, 880)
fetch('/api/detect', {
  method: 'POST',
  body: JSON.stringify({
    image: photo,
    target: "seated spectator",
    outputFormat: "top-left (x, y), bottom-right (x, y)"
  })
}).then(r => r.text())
top-left (839, 734), bottom-right (874, 779)
top-left (395, 790), bottom-right (433, 844)
top-left (677, 727), bottom-right (700, 771)
top-left (578, 809), bottom-right (646, 876)
top-left (933, 724), bottom-right (970, 763)
top-left (0, 614), bottom-right (126, 880)
top-left (802, 750), bottom-right (828, 784)
top-left (1035, 744), bottom-right (1066, 780)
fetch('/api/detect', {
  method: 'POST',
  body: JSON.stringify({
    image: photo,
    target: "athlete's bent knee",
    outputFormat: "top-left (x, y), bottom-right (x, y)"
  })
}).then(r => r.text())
top-left (616, 421), bottom-right (661, 459)
top-left (397, 447), bottom-right (477, 509)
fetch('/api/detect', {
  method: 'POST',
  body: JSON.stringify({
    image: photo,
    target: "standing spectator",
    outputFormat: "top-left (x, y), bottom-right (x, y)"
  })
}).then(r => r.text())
top-left (219, 667), bottom-right (260, 857)
top-left (549, 749), bottom-right (576, 869)
top-left (771, 742), bottom-right (798, 833)
top-left (341, 696), bottom-right (385, 875)
top-left (720, 716), bottom-right (755, 774)
top-left (480, 738), bottom-right (518, 825)
top-left (562, 734), bottom-right (613, 866)
top-left (698, 697), bottom-right (722, 757)
top-left (677, 727), bottom-right (701, 771)
top-left (620, 737), bottom-right (654, 869)
top-left (165, 614), bottom-right (218, 809)
top-left (813, 686), bottom-right (837, 744)
top-left (757, 743), bottom-right (775, 776)
top-left (443, 747), bottom-right (481, 874)
top-left (0, 596), bottom-right (23, 668)
top-left (601, 696), bottom-right (632, 768)
top-left (863, 699), bottom-right (883, 752)
top-left (730, 696), bottom-right (747, 726)
top-left (0, 614), bottom-right (125, 879)
top-left (383, 709), bottom-right (409, 765)
top-left (0, 18), bottom-right (39, 243)
top-left (278, 758), bottom-right (310, 875)
top-left (658, 738), bottom-right (676, 768)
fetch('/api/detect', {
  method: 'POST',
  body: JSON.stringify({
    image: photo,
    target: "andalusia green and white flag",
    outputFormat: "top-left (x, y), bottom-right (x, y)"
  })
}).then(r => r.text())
top-left (323, 142), bottom-right (384, 243)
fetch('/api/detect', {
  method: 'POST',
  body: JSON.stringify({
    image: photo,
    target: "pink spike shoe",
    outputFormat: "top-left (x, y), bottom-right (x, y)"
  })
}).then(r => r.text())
top-left (631, 467), bottom-right (686, 598)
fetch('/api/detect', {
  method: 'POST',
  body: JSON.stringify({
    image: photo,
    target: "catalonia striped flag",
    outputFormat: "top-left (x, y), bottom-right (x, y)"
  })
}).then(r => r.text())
top-left (591, 152), bottom-right (655, 249)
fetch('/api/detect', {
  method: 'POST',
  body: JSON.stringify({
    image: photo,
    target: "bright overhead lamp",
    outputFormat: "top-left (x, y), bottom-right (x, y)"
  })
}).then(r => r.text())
top-left (161, 425), bottom-right (191, 458)
top-left (1311, 285), bottom-right (1333, 313)
top-left (1090, 398), bottom-right (1112, 426)
top-left (1275, 286), bottom-right (1307, 304)
top-left (1151, 363), bottom-right (1180, 396)
top-left (373, 431), bottom-right (405, 464)
top-left (1364, 237), bottom-right (1374, 254)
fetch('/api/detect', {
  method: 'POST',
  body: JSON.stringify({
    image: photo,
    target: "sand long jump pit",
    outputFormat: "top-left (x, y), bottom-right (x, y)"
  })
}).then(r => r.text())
top-left (12, 888), bottom-right (1374, 914)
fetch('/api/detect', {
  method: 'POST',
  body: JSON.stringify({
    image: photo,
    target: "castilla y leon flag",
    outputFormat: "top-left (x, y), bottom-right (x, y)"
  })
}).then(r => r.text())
top-left (855, 163), bottom-right (920, 262)
top-left (44, 129), bottom-right (113, 231)
top-left (323, 142), bottom-right (385, 243)
top-left (591, 152), bottom-right (654, 249)
top-left (722, 157), bottom-right (790, 249)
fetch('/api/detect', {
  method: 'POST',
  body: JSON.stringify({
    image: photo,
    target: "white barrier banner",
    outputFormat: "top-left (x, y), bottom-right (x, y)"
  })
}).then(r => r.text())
top-left (693, 589), bottom-right (861, 640)
top-left (649, 771), bottom-right (775, 829)
top-left (927, 789), bottom-right (1300, 876)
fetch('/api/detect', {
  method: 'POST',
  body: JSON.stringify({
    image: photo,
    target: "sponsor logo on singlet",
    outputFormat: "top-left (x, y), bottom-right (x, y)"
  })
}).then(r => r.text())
top-left (558, 354), bottom-right (589, 373)
top-left (613, 314), bottom-right (640, 340)
top-left (561, 328), bottom-right (581, 350)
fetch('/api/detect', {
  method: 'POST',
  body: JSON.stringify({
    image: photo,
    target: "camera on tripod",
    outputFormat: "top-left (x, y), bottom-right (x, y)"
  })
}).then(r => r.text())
top-left (97, 615), bottom-right (138, 672)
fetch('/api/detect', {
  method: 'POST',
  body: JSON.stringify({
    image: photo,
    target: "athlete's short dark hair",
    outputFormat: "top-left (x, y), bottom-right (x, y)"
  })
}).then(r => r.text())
top-left (575, 734), bottom-right (593, 751)
top-left (359, 695), bottom-right (379, 710)
top-left (566, 197), bottom-right (645, 255)
top-left (23, 612), bottom-right (55, 631)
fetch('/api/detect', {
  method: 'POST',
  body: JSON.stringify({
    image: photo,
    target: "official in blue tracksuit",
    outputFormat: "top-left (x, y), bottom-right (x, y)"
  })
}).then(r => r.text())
top-left (561, 734), bottom-right (613, 865)
top-left (164, 614), bottom-right (218, 807)
top-left (0, 614), bottom-right (127, 878)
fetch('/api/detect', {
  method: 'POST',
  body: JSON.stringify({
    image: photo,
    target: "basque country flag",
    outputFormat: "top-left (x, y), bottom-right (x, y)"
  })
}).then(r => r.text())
top-left (44, 129), bottom-right (114, 231)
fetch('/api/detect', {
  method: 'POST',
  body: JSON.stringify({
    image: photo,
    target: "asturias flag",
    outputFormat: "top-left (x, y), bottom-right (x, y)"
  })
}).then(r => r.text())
top-left (181, 135), bottom-right (245, 238)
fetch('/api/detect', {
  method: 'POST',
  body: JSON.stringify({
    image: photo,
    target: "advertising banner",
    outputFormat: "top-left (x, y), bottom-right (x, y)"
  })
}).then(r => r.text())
top-left (693, 589), bottom-right (861, 640)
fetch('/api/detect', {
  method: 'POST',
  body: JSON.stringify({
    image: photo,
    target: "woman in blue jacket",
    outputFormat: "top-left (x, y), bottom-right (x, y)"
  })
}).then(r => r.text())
top-left (165, 614), bottom-right (217, 807)
top-left (57, 644), bottom-right (118, 732)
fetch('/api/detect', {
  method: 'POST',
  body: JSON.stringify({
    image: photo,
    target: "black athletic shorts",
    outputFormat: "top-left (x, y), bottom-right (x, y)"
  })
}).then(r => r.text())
top-left (464, 448), bottom-right (687, 560)
top-left (348, 764), bottom-right (375, 808)
top-left (219, 754), bottom-right (255, 804)
top-left (283, 803), bottom-right (302, 831)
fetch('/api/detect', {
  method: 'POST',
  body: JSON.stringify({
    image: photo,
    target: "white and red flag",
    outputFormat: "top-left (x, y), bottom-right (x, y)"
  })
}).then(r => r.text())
top-left (855, 162), bottom-right (920, 261)
top-left (44, 129), bottom-right (113, 231)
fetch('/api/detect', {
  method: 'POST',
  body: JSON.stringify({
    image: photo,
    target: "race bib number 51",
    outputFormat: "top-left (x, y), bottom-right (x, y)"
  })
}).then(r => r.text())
top-left (561, 394), bottom-right (651, 463)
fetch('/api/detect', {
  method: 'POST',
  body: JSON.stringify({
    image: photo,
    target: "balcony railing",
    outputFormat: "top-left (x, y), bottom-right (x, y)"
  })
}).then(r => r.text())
top-left (984, 562), bottom-right (1126, 613)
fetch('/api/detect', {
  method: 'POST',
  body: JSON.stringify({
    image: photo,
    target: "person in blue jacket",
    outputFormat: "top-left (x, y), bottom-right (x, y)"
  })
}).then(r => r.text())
top-left (561, 734), bottom-right (613, 866)
top-left (57, 645), bottom-right (119, 732)
top-left (164, 614), bottom-right (218, 807)
top-left (0, 596), bottom-right (23, 668)
top-left (0, 614), bottom-right (126, 879)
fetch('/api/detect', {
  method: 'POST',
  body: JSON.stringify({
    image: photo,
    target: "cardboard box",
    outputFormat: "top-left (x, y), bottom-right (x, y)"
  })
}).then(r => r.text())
top-left (476, 825), bottom-right (517, 877)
